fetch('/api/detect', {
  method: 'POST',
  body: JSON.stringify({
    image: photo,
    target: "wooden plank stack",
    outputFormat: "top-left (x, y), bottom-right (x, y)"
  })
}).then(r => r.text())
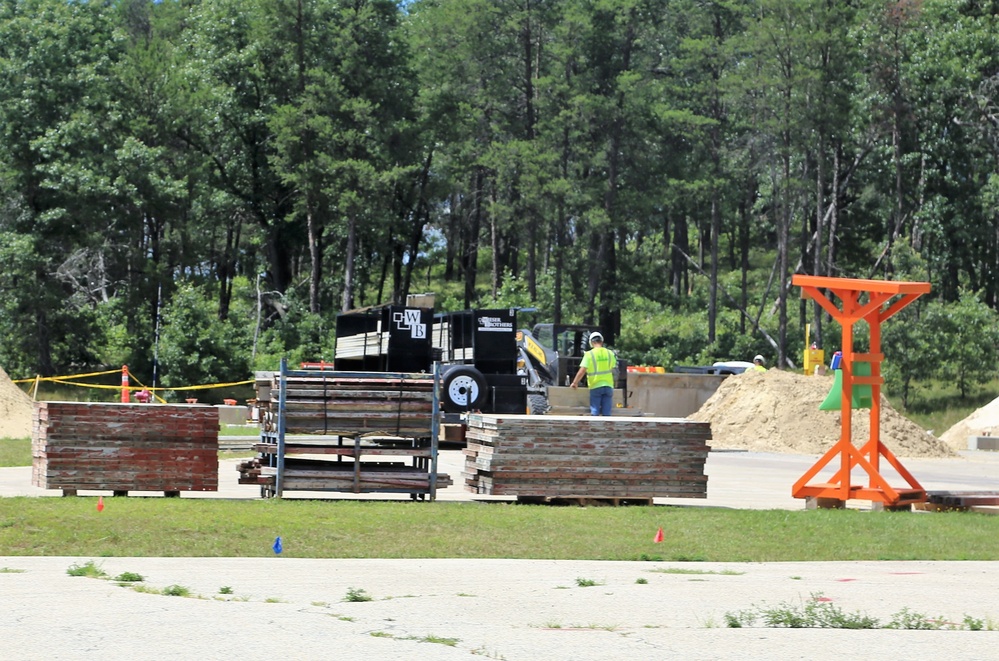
top-left (334, 331), bottom-right (390, 359)
top-left (238, 456), bottom-right (453, 493)
top-left (463, 414), bottom-right (710, 499)
top-left (256, 373), bottom-right (435, 438)
top-left (32, 402), bottom-right (219, 492)
top-left (248, 368), bottom-right (448, 498)
top-left (431, 321), bottom-right (473, 362)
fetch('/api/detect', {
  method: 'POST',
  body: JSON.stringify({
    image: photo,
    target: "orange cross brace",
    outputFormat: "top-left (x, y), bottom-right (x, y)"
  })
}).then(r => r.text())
top-left (791, 275), bottom-right (931, 507)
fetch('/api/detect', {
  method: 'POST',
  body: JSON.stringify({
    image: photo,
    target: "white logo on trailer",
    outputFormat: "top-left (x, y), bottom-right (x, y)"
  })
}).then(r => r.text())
top-left (393, 308), bottom-right (426, 339)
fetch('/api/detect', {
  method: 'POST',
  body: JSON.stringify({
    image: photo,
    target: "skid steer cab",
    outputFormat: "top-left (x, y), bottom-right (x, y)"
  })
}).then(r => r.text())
top-left (515, 323), bottom-right (628, 414)
top-left (434, 309), bottom-right (528, 415)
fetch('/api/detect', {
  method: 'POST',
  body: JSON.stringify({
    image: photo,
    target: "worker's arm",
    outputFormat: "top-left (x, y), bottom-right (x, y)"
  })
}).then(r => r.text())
top-left (570, 365), bottom-right (587, 388)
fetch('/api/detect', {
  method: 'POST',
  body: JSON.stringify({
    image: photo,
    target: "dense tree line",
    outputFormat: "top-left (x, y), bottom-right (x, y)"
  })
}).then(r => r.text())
top-left (1, 0), bottom-right (998, 402)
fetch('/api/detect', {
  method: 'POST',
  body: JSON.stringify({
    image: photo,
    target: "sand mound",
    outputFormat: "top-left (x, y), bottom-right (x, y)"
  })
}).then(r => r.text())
top-left (0, 366), bottom-right (34, 439)
top-left (690, 369), bottom-right (955, 458)
top-left (939, 396), bottom-right (999, 450)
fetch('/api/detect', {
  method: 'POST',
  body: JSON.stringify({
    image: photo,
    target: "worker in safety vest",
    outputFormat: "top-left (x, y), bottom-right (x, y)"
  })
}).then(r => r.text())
top-left (752, 355), bottom-right (767, 372)
top-left (570, 331), bottom-right (618, 416)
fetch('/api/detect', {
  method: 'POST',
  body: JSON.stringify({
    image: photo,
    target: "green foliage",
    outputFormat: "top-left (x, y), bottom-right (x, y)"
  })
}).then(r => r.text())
top-left (157, 282), bottom-right (251, 399)
top-left (922, 291), bottom-right (999, 398)
top-left (1, 0), bottom-right (999, 381)
top-left (66, 560), bottom-right (107, 579)
top-left (114, 571), bottom-right (144, 583)
top-left (344, 587), bottom-right (373, 602)
top-left (162, 584), bottom-right (192, 597)
top-left (881, 304), bottom-right (929, 409)
top-left (724, 596), bottom-right (980, 630)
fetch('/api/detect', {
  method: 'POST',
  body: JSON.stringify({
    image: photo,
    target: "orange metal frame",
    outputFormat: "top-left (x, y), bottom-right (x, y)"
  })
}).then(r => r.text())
top-left (791, 275), bottom-right (931, 507)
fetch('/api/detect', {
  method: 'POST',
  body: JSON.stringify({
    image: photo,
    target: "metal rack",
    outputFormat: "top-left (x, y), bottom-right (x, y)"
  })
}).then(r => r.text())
top-left (249, 358), bottom-right (444, 500)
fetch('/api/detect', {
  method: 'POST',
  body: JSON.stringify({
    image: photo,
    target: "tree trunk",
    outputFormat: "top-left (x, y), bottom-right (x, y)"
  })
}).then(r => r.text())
top-left (812, 137), bottom-right (824, 347)
top-left (341, 214), bottom-right (357, 312)
top-left (307, 205), bottom-right (321, 313)
top-left (463, 168), bottom-right (483, 308)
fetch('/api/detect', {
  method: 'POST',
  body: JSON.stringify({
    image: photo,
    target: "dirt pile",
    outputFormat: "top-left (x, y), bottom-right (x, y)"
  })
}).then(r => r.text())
top-left (690, 369), bottom-right (955, 458)
top-left (0, 366), bottom-right (34, 439)
top-left (939, 397), bottom-right (999, 450)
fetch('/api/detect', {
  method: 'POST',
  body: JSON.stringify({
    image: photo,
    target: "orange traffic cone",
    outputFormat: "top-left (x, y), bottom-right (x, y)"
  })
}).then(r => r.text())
top-left (653, 527), bottom-right (664, 543)
top-left (97, 496), bottom-right (104, 512)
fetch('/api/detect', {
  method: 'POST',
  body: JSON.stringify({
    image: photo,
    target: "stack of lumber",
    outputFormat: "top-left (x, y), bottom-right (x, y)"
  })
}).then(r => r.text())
top-left (334, 331), bottom-right (390, 359)
top-left (32, 402), bottom-right (218, 492)
top-left (238, 456), bottom-right (452, 493)
top-left (256, 373), bottom-right (435, 438)
top-left (463, 414), bottom-right (710, 499)
top-left (431, 321), bottom-right (473, 362)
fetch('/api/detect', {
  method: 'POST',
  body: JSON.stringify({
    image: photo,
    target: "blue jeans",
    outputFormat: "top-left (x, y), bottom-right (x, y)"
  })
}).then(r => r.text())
top-left (589, 386), bottom-right (614, 416)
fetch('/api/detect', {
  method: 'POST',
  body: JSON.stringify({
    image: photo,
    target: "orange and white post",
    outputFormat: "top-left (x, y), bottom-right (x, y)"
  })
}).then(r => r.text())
top-left (121, 365), bottom-right (130, 403)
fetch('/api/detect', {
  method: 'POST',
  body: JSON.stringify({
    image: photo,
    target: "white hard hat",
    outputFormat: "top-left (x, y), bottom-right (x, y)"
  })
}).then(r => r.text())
top-left (590, 331), bottom-right (603, 343)
top-left (754, 354), bottom-right (764, 363)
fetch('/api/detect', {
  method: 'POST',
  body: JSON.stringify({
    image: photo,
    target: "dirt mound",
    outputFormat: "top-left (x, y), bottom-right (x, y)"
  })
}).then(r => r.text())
top-left (690, 369), bottom-right (955, 458)
top-left (939, 396), bottom-right (999, 450)
top-left (0, 366), bottom-right (34, 439)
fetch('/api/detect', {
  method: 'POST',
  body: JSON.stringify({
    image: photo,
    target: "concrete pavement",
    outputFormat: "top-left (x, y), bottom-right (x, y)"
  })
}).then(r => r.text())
top-left (3, 557), bottom-right (999, 660)
top-left (3, 449), bottom-right (999, 659)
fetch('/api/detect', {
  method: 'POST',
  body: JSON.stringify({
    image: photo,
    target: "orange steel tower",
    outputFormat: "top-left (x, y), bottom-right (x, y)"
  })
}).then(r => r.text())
top-left (791, 275), bottom-right (931, 508)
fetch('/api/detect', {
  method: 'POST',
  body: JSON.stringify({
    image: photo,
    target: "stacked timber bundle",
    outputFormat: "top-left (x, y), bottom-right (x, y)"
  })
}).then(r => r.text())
top-left (334, 331), bottom-right (390, 360)
top-left (238, 455), bottom-right (453, 493)
top-left (463, 414), bottom-right (710, 499)
top-left (32, 402), bottom-right (218, 492)
top-left (430, 321), bottom-right (473, 362)
top-left (256, 372), bottom-right (435, 438)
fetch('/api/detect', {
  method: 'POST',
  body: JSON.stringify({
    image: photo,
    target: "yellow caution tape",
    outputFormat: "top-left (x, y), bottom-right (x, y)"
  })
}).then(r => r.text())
top-left (46, 380), bottom-right (122, 390)
top-left (38, 377), bottom-right (254, 392)
top-left (12, 368), bottom-right (119, 384)
top-left (168, 380), bottom-right (255, 391)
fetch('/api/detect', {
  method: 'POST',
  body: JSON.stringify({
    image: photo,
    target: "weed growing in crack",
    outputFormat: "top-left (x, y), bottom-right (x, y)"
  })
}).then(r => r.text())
top-left (725, 594), bottom-right (989, 630)
top-left (66, 561), bottom-right (107, 579)
top-left (344, 587), bottom-right (373, 602)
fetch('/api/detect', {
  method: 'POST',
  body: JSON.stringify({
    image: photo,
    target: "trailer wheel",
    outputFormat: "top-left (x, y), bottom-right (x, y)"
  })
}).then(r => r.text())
top-left (527, 394), bottom-right (549, 415)
top-left (441, 366), bottom-right (488, 413)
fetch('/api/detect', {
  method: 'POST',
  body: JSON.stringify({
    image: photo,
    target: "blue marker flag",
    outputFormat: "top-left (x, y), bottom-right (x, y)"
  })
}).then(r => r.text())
top-left (273, 536), bottom-right (283, 554)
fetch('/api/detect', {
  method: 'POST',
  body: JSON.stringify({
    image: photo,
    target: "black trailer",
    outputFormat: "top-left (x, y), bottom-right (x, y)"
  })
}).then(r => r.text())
top-left (433, 308), bottom-right (527, 414)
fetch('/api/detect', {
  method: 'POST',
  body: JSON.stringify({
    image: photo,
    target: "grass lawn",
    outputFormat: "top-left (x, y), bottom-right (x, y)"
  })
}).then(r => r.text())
top-left (0, 497), bottom-right (997, 561)
top-left (0, 438), bottom-right (31, 467)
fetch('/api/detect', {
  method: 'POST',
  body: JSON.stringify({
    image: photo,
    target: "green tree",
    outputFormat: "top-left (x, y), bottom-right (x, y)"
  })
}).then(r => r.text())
top-left (158, 282), bottom-right (251, 400)
top-left (0, 0), bottom-right (122, 373)
top-left (923, 291), bottom-right (999, 398)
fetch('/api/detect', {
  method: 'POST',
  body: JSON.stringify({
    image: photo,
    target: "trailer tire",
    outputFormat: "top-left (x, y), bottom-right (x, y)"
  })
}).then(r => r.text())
top-left (441, 366), bottom-right (488, 413)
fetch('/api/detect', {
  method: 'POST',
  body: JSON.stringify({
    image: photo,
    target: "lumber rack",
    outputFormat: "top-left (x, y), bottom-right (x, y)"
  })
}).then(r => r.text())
top-left (247, 358), bottom-right (445, 500)
top-left (791, 275), bottom-right (930, 509)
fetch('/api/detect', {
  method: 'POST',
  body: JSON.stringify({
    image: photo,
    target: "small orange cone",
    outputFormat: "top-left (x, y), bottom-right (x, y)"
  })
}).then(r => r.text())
top-left (653, 527), bottom-right (664, 543)
top-left (97, 496), bottom-right (104, 512)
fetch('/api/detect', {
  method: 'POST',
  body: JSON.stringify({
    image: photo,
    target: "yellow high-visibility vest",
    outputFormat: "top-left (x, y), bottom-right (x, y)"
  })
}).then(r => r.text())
top-left (582, 347), bottom-right (617, 388)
